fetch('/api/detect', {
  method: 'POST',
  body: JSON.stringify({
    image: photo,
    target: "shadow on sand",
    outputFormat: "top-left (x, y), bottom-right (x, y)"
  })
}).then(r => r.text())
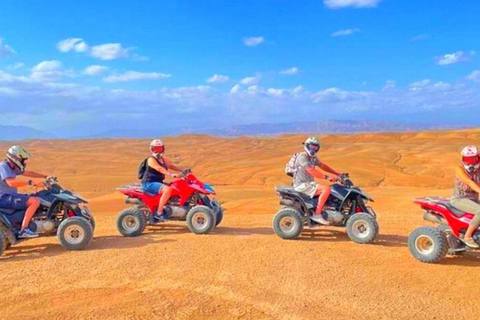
top-left (1, 234), bottom-right (175, 262)
top-left (297, 228), bottom-right (408, 247)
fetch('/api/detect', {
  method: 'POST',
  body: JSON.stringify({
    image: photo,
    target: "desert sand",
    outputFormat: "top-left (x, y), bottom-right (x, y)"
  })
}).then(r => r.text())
top-left (1, 130), bottom-right (480, 320)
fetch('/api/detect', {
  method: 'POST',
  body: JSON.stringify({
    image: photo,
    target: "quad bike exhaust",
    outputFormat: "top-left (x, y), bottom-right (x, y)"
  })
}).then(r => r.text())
top-left (125, 197), bottom-right (142, 205)
top-left (423, 211), bottom-right (448, 225)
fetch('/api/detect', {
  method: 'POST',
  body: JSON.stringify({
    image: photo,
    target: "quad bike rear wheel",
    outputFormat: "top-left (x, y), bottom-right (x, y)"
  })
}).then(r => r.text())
top-left (346, 213), bottom-right (378, 244)
top-left (273, 208), bottom-right (303, 240)
top-left (116, 207), bottom-right (147, 237)
top-left (186, 205), bottom-right (215, 235)
top-left (437, 225), bottom-right (466, 256)
top-left (0, 231), bottom-right (6, 257)
top-left (57, 217), bottom-right (94, 250)
top-left (408, 226), bottom-right (449, 263)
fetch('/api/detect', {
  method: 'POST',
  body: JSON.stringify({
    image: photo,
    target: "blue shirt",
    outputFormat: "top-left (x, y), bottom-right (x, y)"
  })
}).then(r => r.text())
top-left (0, 160), bottom-right (23, 195)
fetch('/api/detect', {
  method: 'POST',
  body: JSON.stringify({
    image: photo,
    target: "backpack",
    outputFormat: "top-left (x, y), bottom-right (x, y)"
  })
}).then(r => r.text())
top-left (137, 157), bottom-right (149, 179)
top-left (285, 153), bottom-right (301, 177)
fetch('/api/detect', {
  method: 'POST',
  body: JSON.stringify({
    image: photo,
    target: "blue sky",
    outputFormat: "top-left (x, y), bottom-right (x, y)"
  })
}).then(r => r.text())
top-left (0, 0), bottom-right (479, 136)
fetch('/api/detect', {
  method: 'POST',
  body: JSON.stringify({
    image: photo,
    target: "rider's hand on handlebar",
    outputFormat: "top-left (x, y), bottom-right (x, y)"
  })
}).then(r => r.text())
top-left (327, 175), bottom-right (338, 183)
top-left (33, 179), bottom-right (45, 188)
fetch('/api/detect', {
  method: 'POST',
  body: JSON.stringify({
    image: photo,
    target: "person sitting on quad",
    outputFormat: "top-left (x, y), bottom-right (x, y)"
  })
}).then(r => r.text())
top-left (450, 145), bottom-right (480, 248)
top-left (293, 137), bottom-right (342, 225)
top-left (0, 146), bottom-right (49, 238)
top-left (142, 139), bottom-right (185, 219)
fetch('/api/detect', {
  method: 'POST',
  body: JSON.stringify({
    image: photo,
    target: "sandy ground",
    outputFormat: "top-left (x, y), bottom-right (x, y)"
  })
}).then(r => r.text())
top-left (1, 130), bottom-right (480, 319)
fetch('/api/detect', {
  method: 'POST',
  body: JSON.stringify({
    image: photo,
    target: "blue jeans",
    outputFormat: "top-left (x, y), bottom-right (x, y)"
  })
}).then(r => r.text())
top-left (142, 182), bottom-right (164, 194)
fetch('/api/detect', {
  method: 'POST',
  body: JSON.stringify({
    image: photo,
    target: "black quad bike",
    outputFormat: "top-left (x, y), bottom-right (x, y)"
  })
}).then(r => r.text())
top-left (0, 177), bottom-right (95, 257)
top-left (273, 174), bottom-right (379, 244)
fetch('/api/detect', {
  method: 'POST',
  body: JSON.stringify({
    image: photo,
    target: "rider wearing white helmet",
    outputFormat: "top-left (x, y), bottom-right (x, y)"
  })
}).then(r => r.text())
top-left (141, 139), bottom-right (185, 219)
top-left (451, 145), bottom-right (480, 248)
top-left (0, 146), bottom-right (50, 238)
top-left (293, 137), bottom-right (343, 225)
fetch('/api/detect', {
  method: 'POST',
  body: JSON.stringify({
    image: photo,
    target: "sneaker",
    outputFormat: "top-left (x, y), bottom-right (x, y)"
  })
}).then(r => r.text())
top-left (310, 214), bottom-right (331, 225)
top-left (461, 237), bottom-right (479, 249)
top-left (17, 228), bottom-right (39, 239)
top-left (153, 212), bottom-right (169, 221)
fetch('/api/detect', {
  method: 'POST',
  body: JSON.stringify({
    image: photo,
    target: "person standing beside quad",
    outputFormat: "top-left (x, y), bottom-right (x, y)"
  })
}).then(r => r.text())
top-left (0, 146), bottom-right (49, 238)
top-left (140, 139), bottom-right (185, 220)
top-left (288, 137), bottom-right (343, 225)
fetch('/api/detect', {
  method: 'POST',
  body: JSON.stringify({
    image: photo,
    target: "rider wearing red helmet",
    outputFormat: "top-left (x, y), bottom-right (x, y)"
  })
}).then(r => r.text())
top-left (451, 145), bottom-right (480, 248)
top-left (142, 139), bottom-right (185, 219)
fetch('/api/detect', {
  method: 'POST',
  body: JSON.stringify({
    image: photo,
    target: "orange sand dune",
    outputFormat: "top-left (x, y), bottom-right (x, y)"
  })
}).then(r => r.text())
top-left (1, 129), bottom-right (480, 319)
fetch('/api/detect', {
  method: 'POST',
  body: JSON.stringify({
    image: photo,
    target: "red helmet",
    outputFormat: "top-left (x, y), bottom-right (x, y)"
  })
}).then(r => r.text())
top-left (461, 145), bottom-right (480, 173)
top-left (150, 139), bottom-right (165, 156)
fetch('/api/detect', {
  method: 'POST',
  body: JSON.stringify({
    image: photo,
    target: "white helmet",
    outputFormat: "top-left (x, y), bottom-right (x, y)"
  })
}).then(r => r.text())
top-left (461, 145), bottom-right (480, 173)
top-left (6, 145), bottom-right (30, 172)
top-left (303, 137), bottom-right (321, 156)
top-left (150, 139), bottom-right (165, 157)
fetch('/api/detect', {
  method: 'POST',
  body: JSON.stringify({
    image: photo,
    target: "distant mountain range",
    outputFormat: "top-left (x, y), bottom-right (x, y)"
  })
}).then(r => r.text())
top-left (191, 120), bottom-right (466, 136)
top-left (0, 125), bottom-right (54, 141)
top-left (0, 120), bottom-right (471, 140)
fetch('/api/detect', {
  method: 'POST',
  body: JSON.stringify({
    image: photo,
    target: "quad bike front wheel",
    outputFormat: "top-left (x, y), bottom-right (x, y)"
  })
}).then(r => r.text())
top-left (186, 205), bottom-right (215, 235)
top-left (116, 207), bottom-right (147, 237)
top-left (408, 226), bottom-right (449, 263)
top-left (215, 207), bottom-right (224, 227)
top-left (57, 217), bottom-right (94, 250)
top-left (273, 208), bottom-right (303, 240)
top-left (346, 213), bottom-right (378, 244)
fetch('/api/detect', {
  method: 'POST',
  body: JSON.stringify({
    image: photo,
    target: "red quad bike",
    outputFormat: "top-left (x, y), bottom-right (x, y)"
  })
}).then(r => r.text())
top-left (116, 169), bottom-right (223, 236)
top-left (409, 196), bottom-right (480, 263)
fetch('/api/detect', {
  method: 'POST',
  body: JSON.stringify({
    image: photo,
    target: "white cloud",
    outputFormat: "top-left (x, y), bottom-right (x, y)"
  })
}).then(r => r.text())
top-left (206, 74), bottom-right (229, 83)
top-left (331, 28), bottom-right (360, 37)
top-left (280, 67), bottom-right (299, 75)
top-left (467, 70), bottom-right (480, 83)
top-left (240, 76), bottom-right (260, 85)
top-left (382, 80), bottom-right (396, 91)
top-left (30, 60), bottom-right (66, 81)
top-left (57, 38), bottom-right (88, 53)
top-left (324, 0), bottom-right (382, 9)
top-left (230, 84), bottom-right (241, 93)
top-left (90, 43), bottom-right (131, 60)
top-left (103, 71), bottom-right (171, 83)
top-left (7, 62), bottom-right (25, 70)
top-left (57, 38), bottom-right (148, 61)
top-left (243, 37), bottom-right (265, 47)
top-left (240, 77), bottom-right (257, 85)
top-left (436, 51), bottom-right (475, 65)
top-left (84, 65), bottom-right (109, 76)
top-left (0, 39), bottom-right (16, 58)
top-left (411, 34), bottom-right (429, 41)
top-left (1, 68), bottom-right (480, 136)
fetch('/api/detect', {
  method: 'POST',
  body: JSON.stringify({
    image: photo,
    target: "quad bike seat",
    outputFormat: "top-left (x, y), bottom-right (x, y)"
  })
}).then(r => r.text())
top-left (276, 186), bottom-right (318, 202)
top-left (438, 203), bottom-right (468, 217)
top-left (138, 189), bottom-right (158, 197)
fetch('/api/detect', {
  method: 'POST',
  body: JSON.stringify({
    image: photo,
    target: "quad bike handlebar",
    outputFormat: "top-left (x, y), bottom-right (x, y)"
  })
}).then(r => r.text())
top-left (336, 173), bottom-right (354, 187)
